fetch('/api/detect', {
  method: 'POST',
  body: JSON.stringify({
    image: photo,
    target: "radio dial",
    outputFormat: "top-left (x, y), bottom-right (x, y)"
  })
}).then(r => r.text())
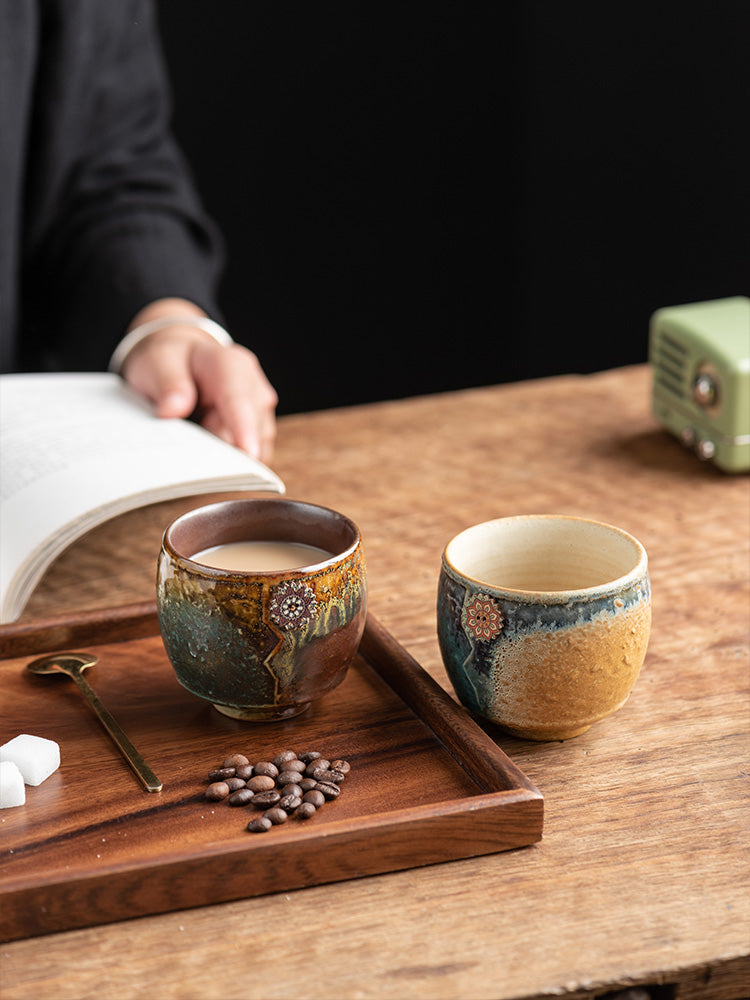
top-left (692, 369), bottom-right (720, 409)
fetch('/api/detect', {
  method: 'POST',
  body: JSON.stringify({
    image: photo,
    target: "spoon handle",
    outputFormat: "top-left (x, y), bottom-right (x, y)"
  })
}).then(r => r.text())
top-left (71, 670), bottom-right (162, 792)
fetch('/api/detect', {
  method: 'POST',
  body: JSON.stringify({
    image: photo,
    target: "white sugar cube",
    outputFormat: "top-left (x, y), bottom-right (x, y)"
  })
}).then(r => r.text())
top-left (0, 734), bottom-right (60, 786)
top-left (0, 760), bottom-right (26, 808)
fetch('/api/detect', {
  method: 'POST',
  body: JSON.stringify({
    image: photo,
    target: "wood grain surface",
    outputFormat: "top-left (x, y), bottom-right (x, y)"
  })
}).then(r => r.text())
top-left (1, 366), bottom-right (748, 1000)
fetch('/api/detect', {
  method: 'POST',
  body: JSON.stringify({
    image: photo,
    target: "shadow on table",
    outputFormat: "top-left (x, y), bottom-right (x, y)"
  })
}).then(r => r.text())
top-left (597, 429), bottom-right (732, 480)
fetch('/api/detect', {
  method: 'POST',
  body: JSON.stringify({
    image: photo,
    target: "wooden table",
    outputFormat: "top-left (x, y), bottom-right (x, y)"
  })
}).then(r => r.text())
top-left (2, 366), bottom-right (748, 1000)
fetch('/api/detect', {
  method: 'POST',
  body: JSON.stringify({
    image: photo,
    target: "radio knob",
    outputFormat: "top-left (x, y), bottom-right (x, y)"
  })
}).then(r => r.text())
top-left (680, 427), bottom-right (696, 447)
top-left (692, 372), bottom-right (718, 407)
top-left (696, 438), bottom-right (716, 461)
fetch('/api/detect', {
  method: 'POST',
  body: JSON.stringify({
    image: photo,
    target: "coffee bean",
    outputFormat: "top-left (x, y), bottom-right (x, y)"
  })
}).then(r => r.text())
top-left (223, 753), bottom-right (250, 768)
top-left (311, 768), bottom-right (345, 784)
top-left (203, 748), bottom-right (350, 832)
top-left (208, 767), bottom-right (235, 781)
top-left (205, 781), bottom-right (230, 801)
top-left (315, 781), bottom-right (341, 800)
top-left (283, 758), bottom-right (306, 773)
top-left (277, 770), bottom-right (304, 787)
top-left (252, 761), bottom-right (279, 779)
top-left (264, 807), bottom-right (288, 825)
top-left (281, 783), bottom-right (303, 798)
top-left (247, 816), bottom-right (272, 833)
top-left (228, 787), bottom-right (255, 806)
top-left (247, 774), bottom-right (276, 793)
top-left (252, 790), bottom-right (281, 809)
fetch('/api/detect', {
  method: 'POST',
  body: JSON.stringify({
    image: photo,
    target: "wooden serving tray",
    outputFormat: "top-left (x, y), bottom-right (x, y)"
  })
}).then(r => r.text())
top-left (0, 608), bottom-right (543, 942)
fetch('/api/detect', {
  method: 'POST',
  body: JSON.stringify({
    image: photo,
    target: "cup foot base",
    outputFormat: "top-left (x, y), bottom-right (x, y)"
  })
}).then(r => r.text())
top-left (212, 702), bottom-right (311, 722)
top-left (493, 720), bottom-right (593, 741)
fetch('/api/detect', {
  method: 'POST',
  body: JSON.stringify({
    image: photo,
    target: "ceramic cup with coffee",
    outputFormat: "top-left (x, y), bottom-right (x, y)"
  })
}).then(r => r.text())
top-left (157, 498), bottom-right (367, 720)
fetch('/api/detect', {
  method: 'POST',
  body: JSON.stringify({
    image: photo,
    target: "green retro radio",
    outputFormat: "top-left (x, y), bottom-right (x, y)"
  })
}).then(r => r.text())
top-left (649, 296), bottom-right (750, 473)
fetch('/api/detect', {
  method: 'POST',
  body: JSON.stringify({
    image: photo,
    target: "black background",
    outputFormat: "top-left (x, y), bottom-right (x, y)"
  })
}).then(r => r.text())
top-left (157, 2), bottom-right (749, 415)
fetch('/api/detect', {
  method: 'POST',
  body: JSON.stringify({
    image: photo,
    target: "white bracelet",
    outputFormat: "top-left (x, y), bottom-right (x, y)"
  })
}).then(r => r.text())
top-left (108, 314), bottom-right (233, 372)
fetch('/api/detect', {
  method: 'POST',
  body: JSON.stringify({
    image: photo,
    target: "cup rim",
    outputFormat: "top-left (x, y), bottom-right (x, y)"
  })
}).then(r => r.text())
top-left (442, 514), bottom-right (648, 602)
top-left (162, 498), bottom-right (361, 577)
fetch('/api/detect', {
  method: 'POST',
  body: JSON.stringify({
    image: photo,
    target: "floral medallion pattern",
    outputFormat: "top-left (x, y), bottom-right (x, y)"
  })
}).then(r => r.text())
top-left (462, 593), bottom-right (503, 642)
top-left (270, 579), bottom-right (319, 629)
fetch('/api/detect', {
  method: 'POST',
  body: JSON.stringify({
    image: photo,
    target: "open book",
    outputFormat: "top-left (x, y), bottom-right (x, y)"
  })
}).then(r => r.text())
top-left (0, 372), bottom-right (285, 623)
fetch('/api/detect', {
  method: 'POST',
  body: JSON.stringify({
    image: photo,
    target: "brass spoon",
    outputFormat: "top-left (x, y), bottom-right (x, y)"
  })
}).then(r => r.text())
top-left (26, 652), bottom-right (162, 792)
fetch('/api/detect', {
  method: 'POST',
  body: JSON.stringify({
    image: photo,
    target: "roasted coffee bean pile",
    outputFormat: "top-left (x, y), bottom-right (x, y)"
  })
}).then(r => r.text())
top-left (204, 749), bottom-right (351, 833)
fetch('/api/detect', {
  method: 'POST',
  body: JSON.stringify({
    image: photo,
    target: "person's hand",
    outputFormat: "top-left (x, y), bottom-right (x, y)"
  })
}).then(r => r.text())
top-left (121, 318), bottom-right (278, 464)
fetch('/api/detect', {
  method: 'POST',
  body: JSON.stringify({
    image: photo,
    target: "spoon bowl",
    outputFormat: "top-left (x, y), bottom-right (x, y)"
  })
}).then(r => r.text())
top-left (27, 653), bottom-right (99, 676)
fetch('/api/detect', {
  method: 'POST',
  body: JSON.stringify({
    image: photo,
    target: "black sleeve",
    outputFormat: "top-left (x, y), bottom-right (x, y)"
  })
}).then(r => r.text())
top-left (21, 0), bottom-right (225, 371)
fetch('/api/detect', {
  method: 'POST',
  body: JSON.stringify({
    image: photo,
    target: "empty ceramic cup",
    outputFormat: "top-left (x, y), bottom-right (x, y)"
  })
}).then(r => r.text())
top-left (157, 498), bottom-right (367, 720)
top-left (437, 515), bottom-right (651, 740)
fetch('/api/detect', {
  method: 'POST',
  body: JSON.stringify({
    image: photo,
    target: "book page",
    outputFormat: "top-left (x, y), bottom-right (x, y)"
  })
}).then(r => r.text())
top-left (0, 373), bottom-right (284, 621)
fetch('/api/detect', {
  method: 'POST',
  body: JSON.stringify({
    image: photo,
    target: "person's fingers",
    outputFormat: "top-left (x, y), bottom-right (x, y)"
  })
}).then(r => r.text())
top-left (121, 328), bottom-right (278, 461)
top-left (192, 343), bottom-right (278, 462)
top-left (154, 385), bottom-right (198, 420)
top-left (200, 408), bottom-right (235, 446)
top-left (122, 331), bottom-right (199, 419)
top-left (209, 388), bottom-right (277, 462)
